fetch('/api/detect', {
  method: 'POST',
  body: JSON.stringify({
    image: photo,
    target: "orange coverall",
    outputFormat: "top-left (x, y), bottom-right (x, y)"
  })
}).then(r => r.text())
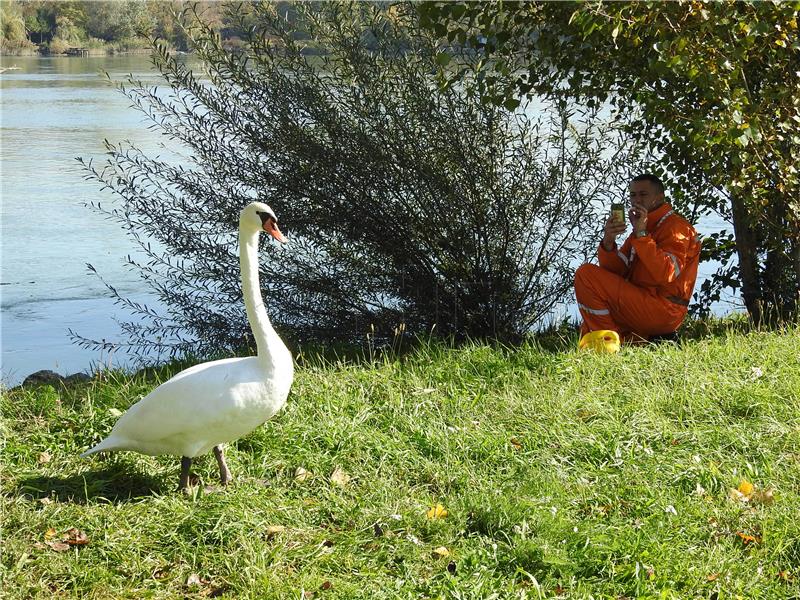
top-left (574, 203), bottom-right (701, 339)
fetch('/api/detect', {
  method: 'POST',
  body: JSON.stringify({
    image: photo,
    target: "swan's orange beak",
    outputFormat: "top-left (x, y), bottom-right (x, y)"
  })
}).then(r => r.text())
top-left (264, 218), bottom-right (286, 243)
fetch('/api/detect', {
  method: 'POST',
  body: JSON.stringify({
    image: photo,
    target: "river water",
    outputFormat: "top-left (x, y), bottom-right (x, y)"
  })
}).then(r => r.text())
top-left (0, 55), bottom-right (739, 386)
top-left (1, 55), bottom-right (171, 386)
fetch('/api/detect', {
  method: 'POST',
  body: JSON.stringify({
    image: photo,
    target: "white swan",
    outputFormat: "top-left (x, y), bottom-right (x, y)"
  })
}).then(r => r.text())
top-left (82, 202), bottom-right (294, 491)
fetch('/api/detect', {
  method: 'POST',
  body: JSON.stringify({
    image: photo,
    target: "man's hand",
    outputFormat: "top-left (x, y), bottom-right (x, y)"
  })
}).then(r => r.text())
top-left (629, 202), bottom-right (648, 235)
top-left (602, 214), bottom-right (627, 251)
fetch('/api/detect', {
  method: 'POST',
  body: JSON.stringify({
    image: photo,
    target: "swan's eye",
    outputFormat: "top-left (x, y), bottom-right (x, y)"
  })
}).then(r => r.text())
top-left (256, 211), bottom-right (276, 226)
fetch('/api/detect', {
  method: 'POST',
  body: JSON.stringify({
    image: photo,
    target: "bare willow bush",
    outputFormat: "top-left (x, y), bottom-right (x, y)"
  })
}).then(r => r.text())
top-left (76, 1), bottom-right (647, 361)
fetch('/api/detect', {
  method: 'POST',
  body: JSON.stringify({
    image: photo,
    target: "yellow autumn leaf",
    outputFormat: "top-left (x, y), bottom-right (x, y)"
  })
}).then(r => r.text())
top-left (737, 480), bottom-right (754, 497)
top-left (426, 503), bottom-right (448, 519)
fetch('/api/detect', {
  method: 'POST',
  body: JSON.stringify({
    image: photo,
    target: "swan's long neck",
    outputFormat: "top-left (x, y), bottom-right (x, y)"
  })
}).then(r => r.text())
top-left (239, 223), bottom-right (281, 365)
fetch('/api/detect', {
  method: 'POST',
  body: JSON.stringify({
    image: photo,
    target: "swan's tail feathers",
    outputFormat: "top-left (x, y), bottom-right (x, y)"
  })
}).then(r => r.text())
top-left (81, 437), bottom-right (122, 458)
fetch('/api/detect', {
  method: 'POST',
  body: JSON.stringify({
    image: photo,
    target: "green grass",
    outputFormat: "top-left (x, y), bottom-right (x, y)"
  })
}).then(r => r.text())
top-left (2, 326), bottom-right (799, 598)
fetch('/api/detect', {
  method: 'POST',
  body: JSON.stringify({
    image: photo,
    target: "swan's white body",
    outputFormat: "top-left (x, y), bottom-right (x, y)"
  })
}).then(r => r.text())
top-left (82, 202), bottom-right (293, 461)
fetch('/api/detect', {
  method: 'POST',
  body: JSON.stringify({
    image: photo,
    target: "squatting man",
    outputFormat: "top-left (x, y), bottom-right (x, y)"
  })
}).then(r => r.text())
top-left (574, 174), bottom-right (702, 342)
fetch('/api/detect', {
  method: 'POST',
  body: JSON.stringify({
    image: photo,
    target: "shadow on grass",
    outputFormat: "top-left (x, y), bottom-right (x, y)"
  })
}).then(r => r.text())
top-left (12, 463), bottom-right (167, 504)
top-left (294, 326), bottom-right (581, 369)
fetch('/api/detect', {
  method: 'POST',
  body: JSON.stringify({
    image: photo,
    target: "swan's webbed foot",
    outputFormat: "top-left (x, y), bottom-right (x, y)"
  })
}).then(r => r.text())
top-left (213, 445), bottom-right (233, 486)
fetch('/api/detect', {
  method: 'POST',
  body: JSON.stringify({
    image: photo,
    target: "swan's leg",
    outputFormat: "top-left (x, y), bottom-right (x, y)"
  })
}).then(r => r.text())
top-left (213, 445), bottom-right (233, 486)
top-left (178, 456), bottom-right (193, 491)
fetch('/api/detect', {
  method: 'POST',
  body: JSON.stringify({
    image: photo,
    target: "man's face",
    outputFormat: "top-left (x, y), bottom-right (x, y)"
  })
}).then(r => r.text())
top-left (628, 180), bottom-right (664, 211)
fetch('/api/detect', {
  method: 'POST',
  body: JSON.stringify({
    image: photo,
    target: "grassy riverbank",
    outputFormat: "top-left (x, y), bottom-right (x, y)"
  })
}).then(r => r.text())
top-left (2, 325), bottom-right (799, 598)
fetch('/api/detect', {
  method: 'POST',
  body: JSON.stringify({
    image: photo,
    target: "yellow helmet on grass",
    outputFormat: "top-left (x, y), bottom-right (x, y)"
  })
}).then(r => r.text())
top-left (578, 330), bottom-right (621, 353)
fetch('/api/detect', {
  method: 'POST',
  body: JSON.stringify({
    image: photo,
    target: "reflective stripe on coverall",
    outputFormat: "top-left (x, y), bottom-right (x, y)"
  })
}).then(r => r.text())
top-left (574, 203), bottom-right (701, 339)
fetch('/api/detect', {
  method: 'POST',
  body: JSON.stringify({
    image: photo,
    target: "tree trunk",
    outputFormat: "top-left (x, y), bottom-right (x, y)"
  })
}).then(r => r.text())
top-left (730, 193), bottom-right (762, 325)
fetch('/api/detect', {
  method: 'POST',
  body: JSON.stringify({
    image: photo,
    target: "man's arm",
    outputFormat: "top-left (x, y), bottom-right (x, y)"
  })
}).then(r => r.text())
top-left (599, 236), bottom-right (632, 275)
top-left (597, 211), bottom-right (629, 275)
top-left (631, 221), bottom-right (698, 283)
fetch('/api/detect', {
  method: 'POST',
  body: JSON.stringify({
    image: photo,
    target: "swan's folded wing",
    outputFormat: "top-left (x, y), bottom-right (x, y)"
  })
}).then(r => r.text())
top-left (107, 357), bottom-right (268, 446)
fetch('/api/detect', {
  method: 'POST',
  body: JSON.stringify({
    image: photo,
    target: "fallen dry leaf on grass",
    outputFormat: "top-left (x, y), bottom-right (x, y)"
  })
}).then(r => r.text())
top-left (706, 573), bottom-right (719, 581)
top-left (330, 466), bottom-right (350, 487)
top-left (63, 528), bottom-right (89, 545)
top-left (426, 504), bottom-right (448, 519)
top-left (729, 479), bottom-right (775, 505)
top-left (432, 546), bottom-right (450, 558)
top-left (736, 531), bottom-right (760, 545)
top-left (265, 525), bottom-right (286, 538)
top-left (42, 527), bottom-right (89, 551)
top-left (294, 467), bottom-right (311, 482)
top-left (412, 387), bottom-right (436, 396)
top-left (38, 452), bottom-right (51, 464)
top-left (752, 488), bottom-right (775, 505)
top-left (186, 573), bottom-right (209, 588)
top-left (45, 541), bottom-right (71, 552)
top-left (729, 488), bottom-right (748, 502)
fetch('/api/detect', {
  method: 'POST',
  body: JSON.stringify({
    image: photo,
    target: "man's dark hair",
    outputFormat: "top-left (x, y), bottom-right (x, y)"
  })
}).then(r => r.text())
top-left (632, 173), bottom-right (665, 194)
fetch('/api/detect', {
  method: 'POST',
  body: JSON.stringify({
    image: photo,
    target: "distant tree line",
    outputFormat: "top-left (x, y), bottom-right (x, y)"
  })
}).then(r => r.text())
top-left (0, 0), bottom-right (266, 54)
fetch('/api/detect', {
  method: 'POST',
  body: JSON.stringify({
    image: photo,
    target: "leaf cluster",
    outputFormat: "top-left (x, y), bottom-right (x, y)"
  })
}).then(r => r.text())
top-left (419, 0), bottom-right (800, 324)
